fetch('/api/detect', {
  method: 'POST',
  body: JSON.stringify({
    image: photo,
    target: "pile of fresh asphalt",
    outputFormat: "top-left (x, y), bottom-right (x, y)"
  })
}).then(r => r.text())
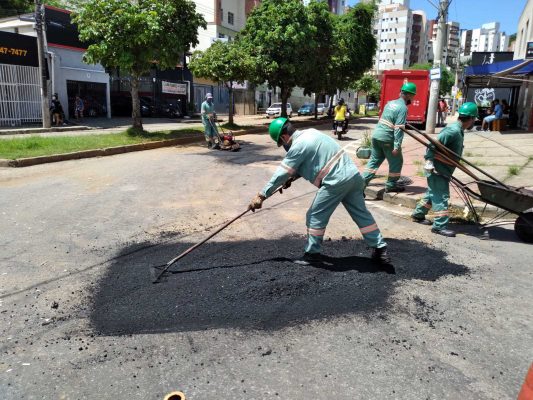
top-left (89, 235), bottom-right (468, 335)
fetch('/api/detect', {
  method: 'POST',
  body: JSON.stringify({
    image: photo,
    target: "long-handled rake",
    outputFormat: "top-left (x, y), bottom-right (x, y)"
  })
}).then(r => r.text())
top-left (150, 186), bottom-right (285, 284)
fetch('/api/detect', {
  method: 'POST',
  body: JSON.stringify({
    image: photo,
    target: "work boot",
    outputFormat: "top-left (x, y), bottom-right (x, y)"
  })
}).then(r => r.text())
top-left (294, 252), bottom-right (323, 266)
top-left (431, 227), bottom-right (456, 237)
top-left (371, 246), bottom-right (391, 265)
top-left (385, 186), bottom-right (405, 193)
top-left (213, 142), bottom-right (221, 150)
top-left (411, 216), bottom-right (432, 225)
top-left (207, 142), bottom-right (212, 149)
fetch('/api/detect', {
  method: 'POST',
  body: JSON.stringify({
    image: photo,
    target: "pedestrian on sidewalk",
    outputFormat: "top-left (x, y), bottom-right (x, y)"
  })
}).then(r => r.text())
top-left (248, 117), bottom-right (391, 266)
top-left (438, 98), bottom-right (448, 127)
top-left (362, 82), bottom-right (417, 193)
top-left (50, 94), bottom-right (64, 126)
top-left (74, 96), bottom-right (84, 120)
top-left (201, 93), bottom-right (220, 149)
top-left (481, 99), bottom-right (502, 131)
top-left (411, 102), bottom-right (478, 237)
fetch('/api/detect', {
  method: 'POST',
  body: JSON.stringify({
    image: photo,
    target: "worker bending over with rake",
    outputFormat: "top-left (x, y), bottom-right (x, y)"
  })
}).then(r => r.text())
top-left (411, 102), bottom-right (478, 237)
top-left (362, 82), bottom-right (417, 193)
top-left (248, 117), bottom-right (390, 265)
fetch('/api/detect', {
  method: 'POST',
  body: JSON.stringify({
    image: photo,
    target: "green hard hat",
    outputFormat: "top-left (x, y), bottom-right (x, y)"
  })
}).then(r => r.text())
top-left (401, 82), bottom-right (417, 95)
top-left (269, 117), bottom-right (288, 143)
top-left (458, 102), bottom-right (478, 117)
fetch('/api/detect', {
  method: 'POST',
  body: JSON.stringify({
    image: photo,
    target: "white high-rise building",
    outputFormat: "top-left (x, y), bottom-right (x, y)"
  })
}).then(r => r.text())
top-left (410, 10), bottom-right (428, 65)
top-left (460, 22), bottom-right (510, 56)
top-left (373, 1), bottom-right (413, 74)
top-left (302, 0), bottom-right (346, 15)
top-left (427, 20), bottom-right (461, 66)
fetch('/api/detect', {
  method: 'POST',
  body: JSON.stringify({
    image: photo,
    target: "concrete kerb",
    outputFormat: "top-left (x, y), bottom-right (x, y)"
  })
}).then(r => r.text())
top-left (364, 185), bottom-right (508, 220)
top-left (0, 125), bottom-right (93, 135)
top-left (0, 118), bottom-right (331, 168)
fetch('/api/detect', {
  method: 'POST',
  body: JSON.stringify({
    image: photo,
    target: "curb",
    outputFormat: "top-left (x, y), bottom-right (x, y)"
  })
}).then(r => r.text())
top-left (0, 119), bottom-right (330, 168)
top-left (364, 185), bottom-right (509, 219)
top-left (0, 125), bottom-right (93, 135)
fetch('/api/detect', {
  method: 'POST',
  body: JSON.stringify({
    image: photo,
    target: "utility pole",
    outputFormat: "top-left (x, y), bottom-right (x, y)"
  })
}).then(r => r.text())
top-left (35, 0), bottom-right (51, 128)
top-left (426, 0), bottom-right (448, 135)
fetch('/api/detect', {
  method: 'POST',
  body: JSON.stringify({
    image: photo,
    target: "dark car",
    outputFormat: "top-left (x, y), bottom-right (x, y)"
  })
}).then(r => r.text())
top-left (298, 103), bottom-right (315, 116)
top-left (111, 95), bottom-right (152, 117)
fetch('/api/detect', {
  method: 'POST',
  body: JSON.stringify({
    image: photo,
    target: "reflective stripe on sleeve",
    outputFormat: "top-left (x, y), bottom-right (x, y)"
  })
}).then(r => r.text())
top-left (280, 162), bottom-right (297, 176)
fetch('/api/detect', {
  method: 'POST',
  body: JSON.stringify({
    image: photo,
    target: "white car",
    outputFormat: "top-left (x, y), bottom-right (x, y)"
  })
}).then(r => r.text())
top-left (317, 103), bottom-right (326, 115)
top-left (266, 103), bottom-right (293, 118)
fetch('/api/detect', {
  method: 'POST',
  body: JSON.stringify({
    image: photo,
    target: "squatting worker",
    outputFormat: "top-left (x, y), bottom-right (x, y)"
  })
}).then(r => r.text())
top-left (411, 102), bottom-right (478, 237)
top-left (248, 117), bottom-right (390, 265)
top-left (201, 93), bottom-right (220, 149)
top-left (362, 82), bottom-right (417, 193)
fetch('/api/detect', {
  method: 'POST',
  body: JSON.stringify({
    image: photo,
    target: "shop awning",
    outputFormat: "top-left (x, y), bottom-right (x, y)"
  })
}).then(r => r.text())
top-left (465, 59), bottom-right (532, 88)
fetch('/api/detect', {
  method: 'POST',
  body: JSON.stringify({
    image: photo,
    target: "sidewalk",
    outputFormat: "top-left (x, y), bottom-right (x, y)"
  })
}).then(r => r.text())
top-left (351, 118), bottom-right (533, 217)
top-left (0, 114), bottom-right (323, 138)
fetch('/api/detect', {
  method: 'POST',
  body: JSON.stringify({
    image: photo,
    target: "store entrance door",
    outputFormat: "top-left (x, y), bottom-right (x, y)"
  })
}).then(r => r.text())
top-left (66, 81), bottom-right (107, 118)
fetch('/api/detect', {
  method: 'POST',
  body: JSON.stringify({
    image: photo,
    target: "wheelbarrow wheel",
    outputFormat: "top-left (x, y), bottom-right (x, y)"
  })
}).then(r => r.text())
top-left (515, 208), bottom-right (533, 244)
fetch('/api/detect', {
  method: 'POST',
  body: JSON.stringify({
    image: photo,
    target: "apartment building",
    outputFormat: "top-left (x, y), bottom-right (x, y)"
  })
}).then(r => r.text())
top-left (373, 0), bottom-right (412, 74)
top-left (302, 0), bottom-right (346, 15)
top-left (460, 22), bottom-right (509, 56)
top-left (410, 10), bottom-right (428, 65)
top-left (514, 0), bottom-right (532, 60)
top-left (427, 20), bottom-right (460, 66)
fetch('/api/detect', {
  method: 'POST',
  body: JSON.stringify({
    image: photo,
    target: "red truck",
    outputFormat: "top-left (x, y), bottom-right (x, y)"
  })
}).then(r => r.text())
top-left (379, 69), bottom-right (430, 128)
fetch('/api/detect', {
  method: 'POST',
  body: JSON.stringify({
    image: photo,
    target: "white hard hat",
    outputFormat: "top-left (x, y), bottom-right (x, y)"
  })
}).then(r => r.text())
top-left (206, 93), bottom-right (213, 99)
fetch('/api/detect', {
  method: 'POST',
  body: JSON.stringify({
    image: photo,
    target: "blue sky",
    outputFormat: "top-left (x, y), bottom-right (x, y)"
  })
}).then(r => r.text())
top-left (347, 0), bottom-right (525, 34)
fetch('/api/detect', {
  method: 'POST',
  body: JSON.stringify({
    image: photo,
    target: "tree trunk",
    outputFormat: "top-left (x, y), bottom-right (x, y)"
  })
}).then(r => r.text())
top-left (280, 86), bottom-right (291, 118)
top-left (130, 75), bottom-right (143, 130)
top-left (228, 83), bottom-right (234, 125)
top-left (314, 94), bottom-right (319, 120)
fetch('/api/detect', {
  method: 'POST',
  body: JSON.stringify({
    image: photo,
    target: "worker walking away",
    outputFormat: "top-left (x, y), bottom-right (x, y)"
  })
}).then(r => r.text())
top-left (201, 93), bottom-right (220, 149)
top-left (411, 102), bottom-right (478, 237)
top-left (362, 82), bottom-right (417, 193)
top-left (249, 117), bottom-right (391, 266)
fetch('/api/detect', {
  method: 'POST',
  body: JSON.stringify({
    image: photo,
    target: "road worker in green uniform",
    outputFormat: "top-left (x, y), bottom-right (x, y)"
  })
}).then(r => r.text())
top-left (411, 102), bottom-right (478, 237)
top-left (248, 117), bottom-right (391, 266)
top-left (362, 82), bottom-right (417, 192)
top-left (201, 93), bottom-right (220, 149)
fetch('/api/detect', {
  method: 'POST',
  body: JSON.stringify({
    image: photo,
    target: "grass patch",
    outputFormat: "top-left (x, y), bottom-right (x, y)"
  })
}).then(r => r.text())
top-left (367, 110), bottom-right (379, 117)
top-left (507, 165), bottom-right (520, 176)
top-left (0, 127), bottom-right (203, 159)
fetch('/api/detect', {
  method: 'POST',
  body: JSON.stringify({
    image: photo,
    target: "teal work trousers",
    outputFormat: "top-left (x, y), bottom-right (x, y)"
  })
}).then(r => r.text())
top-left (305, 174), bottom-right (387, 254)
top-left (202, 118), bottom-right (219, 143)
top-left (412, 173), bottom-right (450, 230)
top-left (362, 138), bottom-right (403, 189)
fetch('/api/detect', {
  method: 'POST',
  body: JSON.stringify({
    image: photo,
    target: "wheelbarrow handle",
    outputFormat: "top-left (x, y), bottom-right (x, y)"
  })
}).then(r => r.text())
top-left (399, 126), bottom-right (480, 182)
top-left (405, 124), bottom-right (510, 189)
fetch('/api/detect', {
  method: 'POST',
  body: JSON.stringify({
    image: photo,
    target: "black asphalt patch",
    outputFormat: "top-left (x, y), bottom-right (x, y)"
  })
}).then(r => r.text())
top-left (89, 236), bottom-right (468, 336)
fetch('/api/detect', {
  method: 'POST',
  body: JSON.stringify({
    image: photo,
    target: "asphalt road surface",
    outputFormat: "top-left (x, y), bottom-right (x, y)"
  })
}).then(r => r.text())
top-left (1, 127), bottom-right (532, 399)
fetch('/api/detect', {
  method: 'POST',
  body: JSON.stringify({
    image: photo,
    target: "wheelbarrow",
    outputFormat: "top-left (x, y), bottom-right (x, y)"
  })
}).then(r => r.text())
top-left (401, 124), bottom-right (533, 243)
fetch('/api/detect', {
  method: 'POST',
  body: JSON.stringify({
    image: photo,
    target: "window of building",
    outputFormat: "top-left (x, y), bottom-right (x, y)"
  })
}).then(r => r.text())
top-left (228, 12), bottom-right (234, 25)
top-left (220, 8), bottom-right (223, 21)
top-left (218, 33), bottom-right (225, 38)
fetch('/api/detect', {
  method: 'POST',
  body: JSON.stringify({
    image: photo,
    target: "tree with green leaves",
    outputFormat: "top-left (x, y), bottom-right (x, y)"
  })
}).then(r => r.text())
top-left (353, 74), bottom-right (381, 113)
top-left (0, 0), bottom-right (69, 17)
top-left (409, 63), bottom-right (454, 96)
top-left (189, 40), bottom-right (252, 125)
top-left (238, 0), bottom-right (312, 118)
top-left (300, 0), bottom-right (335, 119)
top-left (73, 0), bottom-right (205, 129)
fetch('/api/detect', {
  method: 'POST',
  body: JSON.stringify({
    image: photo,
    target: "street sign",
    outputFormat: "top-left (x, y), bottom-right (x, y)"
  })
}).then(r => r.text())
top-left (527, 42), bottom-right (533, 60)
top-left (430, 67), bottom-right (441, 80)
top-left (162, 81), bottom-right (187, 95)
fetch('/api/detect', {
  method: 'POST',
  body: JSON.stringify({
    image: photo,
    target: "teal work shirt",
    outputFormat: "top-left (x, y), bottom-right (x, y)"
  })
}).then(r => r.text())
top-left (260, 128), bottom-right (359, 198)
top-left (425, 121), bottom-right (465, 176)
top-left (372, 97), bottom-right (407, 150)
top-left (201, 100), bottom-right (215, 122)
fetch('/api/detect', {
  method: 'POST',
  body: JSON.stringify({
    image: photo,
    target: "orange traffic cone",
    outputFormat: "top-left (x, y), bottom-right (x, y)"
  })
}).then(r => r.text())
top-left (518, 363), bottom-right (533, 400)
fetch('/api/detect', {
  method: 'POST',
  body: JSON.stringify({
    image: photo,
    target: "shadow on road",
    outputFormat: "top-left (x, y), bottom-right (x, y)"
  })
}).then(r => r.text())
top-left (197, 140), bottom-right (282, 165)
top-left (90, 235), bottom-right (469, 336)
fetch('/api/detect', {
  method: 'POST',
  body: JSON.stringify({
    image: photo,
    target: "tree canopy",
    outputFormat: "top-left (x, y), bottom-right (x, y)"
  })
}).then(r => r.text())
top-left (189, 40), bottom-right (252, 124)
top-left (353, 74), bottom-right (381, 102)
top-left (73, 0), bottom-right (206, 129)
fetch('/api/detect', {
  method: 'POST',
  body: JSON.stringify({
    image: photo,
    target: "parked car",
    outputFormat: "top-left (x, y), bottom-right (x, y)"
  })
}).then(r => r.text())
top-left (366, 103), bottom-right (377, 111)
top-left (266, 103), bottom-right (293, 118)
top-left (111, 95), bottom-right (152, 117)
top-left (297, 103), bottom-right (315, 116)
top-left (317, 103), bottom-right (326, 115)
